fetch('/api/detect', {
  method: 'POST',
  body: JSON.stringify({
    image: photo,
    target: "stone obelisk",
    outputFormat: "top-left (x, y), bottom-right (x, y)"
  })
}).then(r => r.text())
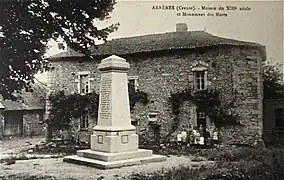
top-left (91, 55), bottom-right (138, 152)
top-left (63, 55), bottom-right (166, 169)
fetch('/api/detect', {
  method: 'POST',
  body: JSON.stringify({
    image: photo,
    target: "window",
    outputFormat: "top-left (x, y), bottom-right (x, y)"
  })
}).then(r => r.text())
top-left (128, 76), bottom-right (139, 92)
top-left (128, 79), bottom-right (136, 92)
top-left (190, 61), bottom-right (208, 90)
top-left (76, 71), bottom-right (93, 94)
top-left (194, 71), bottom-right (206, 90)
top-left (275, 108), bottom-right (284, 129)
top-left (148, 112), bottom-right (158, 122)
top-left (80, 113), bottom-right (89, 129)
top-left (149, 114), bottom-right (156, 119)
top-left (197, 111), bottom-right (206, 128)
top-left (79, 74), bottom-right (89, 94)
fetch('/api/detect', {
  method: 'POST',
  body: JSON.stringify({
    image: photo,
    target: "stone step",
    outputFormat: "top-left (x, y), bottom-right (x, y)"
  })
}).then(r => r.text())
top-left (63, 154), bottom-right (167, 169)
top-left (77, 149), bottom-right (153, 162)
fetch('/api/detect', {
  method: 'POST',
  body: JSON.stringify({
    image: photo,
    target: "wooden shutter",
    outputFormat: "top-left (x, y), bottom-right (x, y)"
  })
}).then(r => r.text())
top-left (188, 72), bottom-right (194, 89)
top-left (204, 71), bottom-right (208, 89)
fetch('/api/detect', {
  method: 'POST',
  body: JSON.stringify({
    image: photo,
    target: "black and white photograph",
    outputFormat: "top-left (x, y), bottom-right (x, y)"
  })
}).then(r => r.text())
top-left (0, 0), bottom-right (283, 179)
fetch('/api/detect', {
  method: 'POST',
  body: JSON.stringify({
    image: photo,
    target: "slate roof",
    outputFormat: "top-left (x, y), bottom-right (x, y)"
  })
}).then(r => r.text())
top-left (0, 83), bottom-right (47, 111)
top-left (50, 31), bottom-right (265, 60)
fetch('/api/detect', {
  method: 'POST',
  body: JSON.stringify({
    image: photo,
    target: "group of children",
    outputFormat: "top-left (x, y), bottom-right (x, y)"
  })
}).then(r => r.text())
top-left (177, 125), bottom-right (219, 147)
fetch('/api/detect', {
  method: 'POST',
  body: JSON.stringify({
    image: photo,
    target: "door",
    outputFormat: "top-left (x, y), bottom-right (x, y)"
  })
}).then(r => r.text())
top-left (4, 111), bottom-right (23, 136)
top-left (197, 111), bottom-right (206, 128)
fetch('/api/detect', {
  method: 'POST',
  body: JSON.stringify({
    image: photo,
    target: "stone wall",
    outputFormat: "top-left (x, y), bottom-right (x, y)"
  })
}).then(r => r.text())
top-left (47, 59), bottom-right (101, 95)
top-left (22, 110), bottom-right (45, 136)
top-left (48, 45), bottom-right (264, 145)
top-left (68, 116), bottom-right (97, 143)
top-left (1, 110), bottom-right (45, 137)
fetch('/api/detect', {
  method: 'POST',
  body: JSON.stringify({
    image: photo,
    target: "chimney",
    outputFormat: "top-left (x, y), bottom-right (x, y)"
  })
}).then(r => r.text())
top-left (176, 23), bottom-right (188, 32)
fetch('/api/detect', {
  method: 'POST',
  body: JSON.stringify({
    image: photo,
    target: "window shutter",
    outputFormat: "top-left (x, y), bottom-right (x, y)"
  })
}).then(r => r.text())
top-left (188, 72), bottom-right (194, 89)
top-left (204, 71), bottom-right (208, 89)
top-left (76, 76), bottom-right (81, 94)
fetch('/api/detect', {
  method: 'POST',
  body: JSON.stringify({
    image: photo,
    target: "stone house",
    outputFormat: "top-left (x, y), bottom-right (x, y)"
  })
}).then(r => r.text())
top-left (47, 23), bottom-right (266, 146)
top-left (0, 83), bottom-right (46, 137)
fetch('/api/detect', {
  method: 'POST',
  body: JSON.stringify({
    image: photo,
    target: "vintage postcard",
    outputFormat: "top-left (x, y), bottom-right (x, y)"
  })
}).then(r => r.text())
top-left (0, 0), bottom-right (283, 179)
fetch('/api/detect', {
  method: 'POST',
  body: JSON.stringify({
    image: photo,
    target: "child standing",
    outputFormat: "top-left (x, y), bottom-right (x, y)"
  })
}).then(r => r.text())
top-left (204, 128), bottom-right (211, 147)
top-left (177, 131), bottom-right (182, 146)
top-left (199, 125), bottom-right (204, 146)
top-left (192, 127), bottom-right (199, 144)
top-left (212, 128), bottom-right (219, 144)
top-left (181, 129), bottom-right (187, 145)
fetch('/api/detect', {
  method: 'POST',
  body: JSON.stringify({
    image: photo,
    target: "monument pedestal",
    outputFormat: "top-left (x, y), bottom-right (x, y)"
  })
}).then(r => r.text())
top-left (90, 127), bottom-right (138, 153)
top-left (63, 55), bottom-right (166, 169)
top-left (63, 149), bottom-right (166, 169)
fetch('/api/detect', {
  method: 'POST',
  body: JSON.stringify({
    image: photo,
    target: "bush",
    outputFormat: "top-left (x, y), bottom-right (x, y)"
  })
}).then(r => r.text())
top-left (198, 147), bottom-right (279, 162)
top-left (129, 166), bottom-right (207, 180)
top-left (127, 147), bottom-right (284, 180)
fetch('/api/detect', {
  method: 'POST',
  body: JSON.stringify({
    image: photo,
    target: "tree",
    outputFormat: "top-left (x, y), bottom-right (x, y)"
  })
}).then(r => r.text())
top-left (0, 0), bottom-right (118, 99)
top-left (263, 63), bottom-right (284, 99)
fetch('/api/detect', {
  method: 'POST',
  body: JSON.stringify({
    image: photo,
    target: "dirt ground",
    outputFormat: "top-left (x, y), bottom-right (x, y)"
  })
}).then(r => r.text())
top-left (0, 136), bottom-right (46, 160)
top-left (1, 155), bottom-right (213, 180)
top-left (0, 137), bottom-right (214, 180)
top-left (0, 136), bottom-right (45, 154)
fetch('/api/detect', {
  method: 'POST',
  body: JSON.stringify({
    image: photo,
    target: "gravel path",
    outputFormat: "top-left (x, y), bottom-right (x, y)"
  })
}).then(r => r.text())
top-left (1, 155), bottom-right (214, 180)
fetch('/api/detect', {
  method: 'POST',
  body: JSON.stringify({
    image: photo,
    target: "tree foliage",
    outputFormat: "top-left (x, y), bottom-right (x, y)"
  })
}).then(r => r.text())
top-left (47, 84), bottom-right (148, 138)
top-left (164, 88), bottom-right (240, 142)
top-left (0, 0), bottom-right (118, 99)
top-left (263, 63), bottom-right (284, 99)
top-left (48, 91), bottom-right (99, 131)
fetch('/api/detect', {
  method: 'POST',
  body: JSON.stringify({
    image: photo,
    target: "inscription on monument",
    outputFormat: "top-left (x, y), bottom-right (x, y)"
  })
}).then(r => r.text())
top-left (99, 74), bottom-right (112, 121)
top-left (98, 135), bottom-right (103, 144)
top-left (121, 135), bottom-right (129, 144)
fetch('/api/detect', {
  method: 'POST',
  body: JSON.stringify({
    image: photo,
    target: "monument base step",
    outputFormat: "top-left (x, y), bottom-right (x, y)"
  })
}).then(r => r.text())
top-left (77, 149), bottom-right (153, 162)
top-left (63, 152), bottom-right (167, 169)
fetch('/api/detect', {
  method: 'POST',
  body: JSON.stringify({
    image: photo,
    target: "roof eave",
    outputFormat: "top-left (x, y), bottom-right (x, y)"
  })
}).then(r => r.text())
top-left (49, 43), bottom-right (266, 62)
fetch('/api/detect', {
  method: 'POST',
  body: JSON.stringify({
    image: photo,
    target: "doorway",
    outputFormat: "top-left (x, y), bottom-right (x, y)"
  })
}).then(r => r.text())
top-left (197, 111), bottom-right (206, 128)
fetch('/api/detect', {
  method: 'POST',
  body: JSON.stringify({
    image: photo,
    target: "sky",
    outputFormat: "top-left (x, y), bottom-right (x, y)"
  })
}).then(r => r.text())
top-left (41, 0), bottom-right (284, 82)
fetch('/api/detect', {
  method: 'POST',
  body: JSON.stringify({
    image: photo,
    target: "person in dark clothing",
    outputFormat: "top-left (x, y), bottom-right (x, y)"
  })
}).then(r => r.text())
top-left (204, 128), bottom-right (211, 147)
